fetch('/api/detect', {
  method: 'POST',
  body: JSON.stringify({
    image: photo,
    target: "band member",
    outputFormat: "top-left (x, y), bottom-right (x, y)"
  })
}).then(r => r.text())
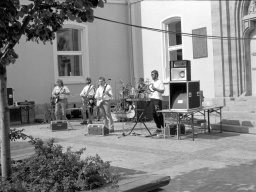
top-left (137, 77), bottom-right (146, 94)
top-left (52, 79), bottom-right (70, 120)
top-left (80, 77), bottom-right (95, 125)
top-left (95, 77), bottom-right (114, 132)
top-left (149, 70), bottom-right (165, 134)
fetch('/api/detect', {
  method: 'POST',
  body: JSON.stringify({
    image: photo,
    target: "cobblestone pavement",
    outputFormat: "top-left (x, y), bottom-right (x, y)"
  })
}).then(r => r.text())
top-left (11, 120), bottom-right (256, 192)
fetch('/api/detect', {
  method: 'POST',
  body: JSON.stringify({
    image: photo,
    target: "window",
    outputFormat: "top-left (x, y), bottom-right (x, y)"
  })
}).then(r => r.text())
top-left (162, 17), bottom-right (183, 81)
top-left (53, 23), bottom-right (89, 84)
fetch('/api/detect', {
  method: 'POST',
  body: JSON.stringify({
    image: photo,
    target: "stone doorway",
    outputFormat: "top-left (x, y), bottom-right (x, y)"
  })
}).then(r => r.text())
top-left (250, 29), bottom-right (256, 95)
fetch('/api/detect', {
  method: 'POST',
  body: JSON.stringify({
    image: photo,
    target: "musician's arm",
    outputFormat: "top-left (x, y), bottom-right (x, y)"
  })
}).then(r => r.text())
top-left (64, 86), bottom-right (70, 95)
top-left (52, 88), bottom-right (57, 97)
top-left (105, 86), bottom-right (113, 98)
top-left (80, 87), bottom-right (86, 97)
top-left (94, 88), bottom-right (100, 100)
top-left (152, 82), bottom-right (165, 94)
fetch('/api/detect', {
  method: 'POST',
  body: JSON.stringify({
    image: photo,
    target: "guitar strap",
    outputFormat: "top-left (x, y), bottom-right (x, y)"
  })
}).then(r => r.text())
top-left (57, 87), bottom-right (64, 96)
top-left (102, 84), bottom-right (108, 95)
top-left (85, 84), bottom-right (92, 96)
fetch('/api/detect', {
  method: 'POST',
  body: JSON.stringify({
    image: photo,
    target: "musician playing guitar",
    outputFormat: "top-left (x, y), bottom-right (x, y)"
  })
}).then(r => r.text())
top-left (95, 77), bottom-right (114, 133)
top-left (52, 79), bottom-right (70, 120)
top-left (80, 77), bottom-right (95, 125)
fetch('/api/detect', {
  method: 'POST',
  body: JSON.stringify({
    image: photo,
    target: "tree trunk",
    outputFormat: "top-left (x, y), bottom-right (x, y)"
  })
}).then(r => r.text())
top-left (0, 66), bottom-right (11, 179)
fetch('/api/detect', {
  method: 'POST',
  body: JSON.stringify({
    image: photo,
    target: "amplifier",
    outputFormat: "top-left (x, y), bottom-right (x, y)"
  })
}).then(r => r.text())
top-left (168, 124), bottom-right (186, 135)
top-left (170, 60), bottom-right (191, 81)
top-left (51, 120), bottom-right (68, 131)
top-left (87, 124), bottom-right (109, 136)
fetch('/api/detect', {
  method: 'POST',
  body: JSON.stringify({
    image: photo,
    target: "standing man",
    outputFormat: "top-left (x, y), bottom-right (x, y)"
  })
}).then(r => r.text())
top-left (52, 79), bottom-right (70, 120)
top-left (149, 70), bottom-right (165, 134)
top-left (80, 77), bottom-right (95, 125)
top-left (95, 77), bottom-right (114, 132)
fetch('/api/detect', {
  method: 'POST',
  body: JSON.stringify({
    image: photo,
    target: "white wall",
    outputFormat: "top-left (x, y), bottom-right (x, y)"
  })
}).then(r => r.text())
top-left (7, 2), bottom-right (131, 105)
top-left (139, 0), bottom-right (215, 98)
top-left (8, 37), bottom-right (55, 104)
top-left (88, 3), bottom-right (131, 99)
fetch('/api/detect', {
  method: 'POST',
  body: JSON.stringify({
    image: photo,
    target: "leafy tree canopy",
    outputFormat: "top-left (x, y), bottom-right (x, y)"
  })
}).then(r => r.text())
top-left (0, 0), bottom-right (105, 74)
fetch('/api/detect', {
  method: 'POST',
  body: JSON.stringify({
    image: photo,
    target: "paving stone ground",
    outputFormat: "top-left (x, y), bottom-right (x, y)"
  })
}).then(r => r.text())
top-left (9, 120), bottom-right (256, 192)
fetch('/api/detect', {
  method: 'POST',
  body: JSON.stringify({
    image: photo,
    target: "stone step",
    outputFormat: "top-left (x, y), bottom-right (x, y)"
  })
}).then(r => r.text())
top-left (211, 123), bottom-right (256, 134)
top-left (223, 106), bottom-right (256, 114)
top-left (222, 111), bottom-right (256, 120)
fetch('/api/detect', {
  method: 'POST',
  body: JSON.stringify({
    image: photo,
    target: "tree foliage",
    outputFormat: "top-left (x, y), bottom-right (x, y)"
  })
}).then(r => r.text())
top-left (0, 0), bottom-right (105, 74)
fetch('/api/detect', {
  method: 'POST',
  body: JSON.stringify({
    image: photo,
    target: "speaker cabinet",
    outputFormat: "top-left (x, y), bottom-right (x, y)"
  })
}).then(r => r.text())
top-left (7, 88), bottom-right (14, 106)
top-left (170, 60), bottom-right (191, 81)
top-left (169, 81), bottom-right (201, 110)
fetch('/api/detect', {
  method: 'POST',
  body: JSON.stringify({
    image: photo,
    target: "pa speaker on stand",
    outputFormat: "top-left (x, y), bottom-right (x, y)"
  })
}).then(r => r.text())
top-left (170, 60), bottom-right (191, 81)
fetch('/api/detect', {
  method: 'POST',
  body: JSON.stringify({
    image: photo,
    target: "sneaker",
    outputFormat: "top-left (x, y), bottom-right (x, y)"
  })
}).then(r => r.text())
top-left (152, 129), bottom-right (162, 135)
top-left (80, 121), bottom-right (87, 125)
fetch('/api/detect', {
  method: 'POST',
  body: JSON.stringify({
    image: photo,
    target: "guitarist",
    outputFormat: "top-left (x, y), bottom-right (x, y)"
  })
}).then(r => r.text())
top-left (52, 79), bottom-right (70, 120)
top-left (80, 77), bottom-right (95, 125)
top-left (95, 77), bottom-right (114, 133)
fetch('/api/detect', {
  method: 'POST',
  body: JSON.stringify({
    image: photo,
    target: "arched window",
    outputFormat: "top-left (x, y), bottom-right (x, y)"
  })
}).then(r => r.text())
top-left (162, 17), bottom-right (183, 81)
top-left (53, 23), bottom-right (89, 84)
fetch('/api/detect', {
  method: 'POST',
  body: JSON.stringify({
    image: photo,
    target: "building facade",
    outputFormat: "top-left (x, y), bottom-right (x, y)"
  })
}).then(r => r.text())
top-left (7, 0), bottom-right (256, 119)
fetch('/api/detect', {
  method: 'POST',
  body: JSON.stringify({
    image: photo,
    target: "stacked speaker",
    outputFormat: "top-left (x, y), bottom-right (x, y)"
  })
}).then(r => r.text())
top-left (169, 60), bottom-right (201, 110)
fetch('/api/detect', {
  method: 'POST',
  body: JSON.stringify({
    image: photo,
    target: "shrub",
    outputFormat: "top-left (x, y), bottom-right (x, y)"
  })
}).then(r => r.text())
top-left (1, 137), bottom-right (119, 191)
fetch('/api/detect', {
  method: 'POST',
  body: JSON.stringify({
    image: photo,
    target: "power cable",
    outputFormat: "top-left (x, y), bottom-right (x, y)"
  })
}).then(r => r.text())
top-left (94, 16), bottom-right (256, 40)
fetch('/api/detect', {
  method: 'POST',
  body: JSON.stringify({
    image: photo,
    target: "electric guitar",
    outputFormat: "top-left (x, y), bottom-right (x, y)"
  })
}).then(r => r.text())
top-left (54, 88), bottom-right (66, 104)
top-left (96, 84), bottom-right (110, 107)
top-left (96, 91), bottom-right (108, 107)
top-left (81, 85), bottom-right (95, 106)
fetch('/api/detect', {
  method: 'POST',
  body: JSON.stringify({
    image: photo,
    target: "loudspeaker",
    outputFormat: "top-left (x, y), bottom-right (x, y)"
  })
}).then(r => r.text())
top-left (51, 120), bottom-right (68, 131)
top-left (169, 81), bottom-right (201, 110)
top-left (87, 124), bottom-right (109, 135)
top-left (7, 88), bottom-right (14, 106)
top-left (170, 60), bottom-right (191, 81)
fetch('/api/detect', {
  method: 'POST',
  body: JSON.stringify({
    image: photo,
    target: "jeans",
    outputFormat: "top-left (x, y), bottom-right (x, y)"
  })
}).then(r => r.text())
top-left (150, 98), bottom-right (164, 129)
top-left (99, 100), bottom-right (114, 130)
top-left (55, 99), bottom-right (67, 120)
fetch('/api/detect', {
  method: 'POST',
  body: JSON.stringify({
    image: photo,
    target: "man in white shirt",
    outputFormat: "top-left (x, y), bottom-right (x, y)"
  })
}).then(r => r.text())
top-left (95, 77), bottom-right (114, 132)
top-left (52, 79), bottom-right (70, 120)
top-left (149, 70), bottom-right (165, 134)
top-left (80, 77), bottom-right (95, 125)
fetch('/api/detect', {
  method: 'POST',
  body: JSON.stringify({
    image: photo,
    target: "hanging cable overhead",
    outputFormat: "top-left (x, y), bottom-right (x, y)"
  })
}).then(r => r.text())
top-left (94, 16), bottom-right (256, 40)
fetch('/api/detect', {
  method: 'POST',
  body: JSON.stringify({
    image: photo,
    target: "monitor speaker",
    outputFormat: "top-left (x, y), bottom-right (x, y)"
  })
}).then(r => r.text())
top-left (170, 60), bottom-right (191, 81)
top-left (169, 81), bottom-right (201, 109)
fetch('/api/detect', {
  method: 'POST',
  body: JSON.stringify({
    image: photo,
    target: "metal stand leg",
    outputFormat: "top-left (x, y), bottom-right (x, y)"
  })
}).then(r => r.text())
top-left (126, 111), bottom-right (152, 136)
top-left (65, 117), bottom-right (74, 130)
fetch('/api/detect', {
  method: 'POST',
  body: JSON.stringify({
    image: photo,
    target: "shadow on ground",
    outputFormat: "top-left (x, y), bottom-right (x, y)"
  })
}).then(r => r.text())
top-left (152, 160), bottom-right (256, 192)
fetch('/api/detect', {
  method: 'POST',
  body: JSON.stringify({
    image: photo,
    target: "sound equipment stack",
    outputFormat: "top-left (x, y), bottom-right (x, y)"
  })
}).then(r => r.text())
top-left (169, 60), bottom-right (201, 110)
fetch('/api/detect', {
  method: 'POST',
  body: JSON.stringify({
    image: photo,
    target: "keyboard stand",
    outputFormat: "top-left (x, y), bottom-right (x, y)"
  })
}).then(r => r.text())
top-left (126, 109), bottom-right (152, 136)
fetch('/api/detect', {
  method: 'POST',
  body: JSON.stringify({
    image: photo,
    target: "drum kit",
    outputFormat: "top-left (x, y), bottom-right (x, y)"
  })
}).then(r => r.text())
top-left (111, 79), bottom-right (153, 121)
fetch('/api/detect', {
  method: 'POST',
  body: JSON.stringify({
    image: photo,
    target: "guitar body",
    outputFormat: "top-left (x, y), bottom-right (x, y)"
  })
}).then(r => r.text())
top-left (96, 99), bottom-right (103, 107)
top-left (55, 96), bottom-right (60, 104)
top-left (83, 96), bottom-right (96, 107)
top-left (126, 109), bottom-right (135, 119)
